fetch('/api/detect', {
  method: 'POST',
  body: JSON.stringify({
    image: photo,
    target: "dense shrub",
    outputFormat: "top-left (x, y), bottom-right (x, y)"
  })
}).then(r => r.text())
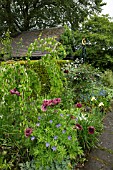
top-left (62, 62), bottom-right (103, 103)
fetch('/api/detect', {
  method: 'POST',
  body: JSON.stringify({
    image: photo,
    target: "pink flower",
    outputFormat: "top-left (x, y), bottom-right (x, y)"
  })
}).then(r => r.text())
top-left (74, 124), bottom-right (83, 130)
top-left (41, 98), bottom-right (61, 111)
top-left (24, 128), bottom-right (33, 137)
top-left (10, 88), bottom-right (20, 96)
top-left (88, 126), bottom-right (95, 134)
top-left (10, 88), bottom-right (16, 94)
top-left (48, 99), bottom-right (53, 106)
top-left (15, 91), bottom-right (20, 96)
top-left (75, 103), bottom-right (82, 108)
top-left (52, 98), bottom-right (61, 105)
top-left (55, 98), bottom-right (61, 104)
top-left (41, 104), bottom-right (47, 112)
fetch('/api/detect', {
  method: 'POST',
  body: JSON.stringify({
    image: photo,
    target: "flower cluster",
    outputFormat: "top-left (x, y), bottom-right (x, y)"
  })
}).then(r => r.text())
top-left (41, 98), bottom-right (61, 111)
top-left (10, 88), bottom-right (20, 96)
top-left (75, 124), bottom-right (95, 134)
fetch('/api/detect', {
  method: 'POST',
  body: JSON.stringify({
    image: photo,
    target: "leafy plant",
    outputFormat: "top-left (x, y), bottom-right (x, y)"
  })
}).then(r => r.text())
top-left (0, 30), bottom-right (12, 61)
top-left (102, 69), bottom-right (113, 88)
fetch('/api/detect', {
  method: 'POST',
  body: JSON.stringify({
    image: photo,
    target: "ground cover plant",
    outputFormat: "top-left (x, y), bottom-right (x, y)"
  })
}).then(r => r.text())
top-left (0, 36), bottom-right (113, 170)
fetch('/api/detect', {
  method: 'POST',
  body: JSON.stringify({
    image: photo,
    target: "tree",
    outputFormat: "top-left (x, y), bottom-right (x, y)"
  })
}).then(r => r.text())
top-left (73, 15), bottom-right (113, 70)
top-left (0, 0), bottom-right (105, 35)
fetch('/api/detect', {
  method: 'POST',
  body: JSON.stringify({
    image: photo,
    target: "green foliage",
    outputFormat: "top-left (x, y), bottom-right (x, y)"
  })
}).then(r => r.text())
top-left (62, 62), bottom-right (103, 103)
top-left (30, 108), bottom-right (83, 169)
top-left (76, 109), bottom-right (103, 150)
top-left (26, 36), bottom-right (66, 97)
top-left (28, 61), bottom-right (51, 96)
top-left (0, 30), bottom-right (12, 61)
top-left (1, 30), bottom-right (113, 170)
top-left (27, 35), bottom-right (66, 60)
top-left (0, 63), bottom-right (41, 169)
top-left (73, 15), bottom-right (113, 70)
top-left (102, 70), bottom-right (113, 88)
top-left (19, 160), bottom-right (36, 170)
top-left (0, 59), bottom-right (112, 169)
top-left (19, 158), bottom-right (71, 170)
top-left (60, 25), bottom-right (75, 58)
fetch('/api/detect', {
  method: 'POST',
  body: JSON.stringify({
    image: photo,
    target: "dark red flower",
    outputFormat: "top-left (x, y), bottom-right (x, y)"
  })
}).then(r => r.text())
top-left (25, 128), bottom-right (33, 137)
top-left (76, 103), bottom-right (82, 108)
top-left (75, 124), bottom-right (83, 130)
top-left (64, 70), bottom-right (69, 74)
top-left (88, 126), bottom-right (95, 134)
top-left (70, 115), bottom-right (76, 119)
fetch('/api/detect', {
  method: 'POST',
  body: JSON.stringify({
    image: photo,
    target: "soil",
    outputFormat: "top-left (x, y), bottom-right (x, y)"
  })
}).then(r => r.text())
top-left (77, 104), bottom-right (113, 170)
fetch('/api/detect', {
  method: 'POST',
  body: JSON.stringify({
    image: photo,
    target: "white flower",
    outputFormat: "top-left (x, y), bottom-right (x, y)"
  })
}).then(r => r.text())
top-left (0, 115), bottom-right (3, 119)
top-left (91, 96), bottom-right (96, 101)
top-left (79, 114), bottom-right (87, 121)
top-left (98, 102), bottom-right (104, 107)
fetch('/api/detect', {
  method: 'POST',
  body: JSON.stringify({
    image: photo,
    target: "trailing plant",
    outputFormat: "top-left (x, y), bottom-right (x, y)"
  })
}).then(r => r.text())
top-left (26, 36), bottom-right (66, 97)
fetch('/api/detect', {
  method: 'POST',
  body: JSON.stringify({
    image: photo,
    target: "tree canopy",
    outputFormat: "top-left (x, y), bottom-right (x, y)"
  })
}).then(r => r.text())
top-left (73, 15), bottom-right (113, 70)
top-left (0, 0), bottom-right (105, 35)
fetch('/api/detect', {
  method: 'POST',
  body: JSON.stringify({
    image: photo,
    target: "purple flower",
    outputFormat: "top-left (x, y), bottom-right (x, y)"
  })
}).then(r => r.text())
top-left (54, 136), bottom-right (58, 140)
top-left (75, 118), bottom-right (78, 121)
top-left (60, 114), bottom-right (63, 117)
top-left (52, 146), bottom-right (57, 151)
top-left (56, 124), bottom-right (61, 128)
top-left (46, 142), bottom-right (50, 147)
top-left (24, 128), bottom-right (33, 137)
top-left (38, 116), bottom-right (41, 120)
top-left (62, 130), bottom-right (66, 134)
top-left (68, 136), bottom-right (72, 140)
top-left (31, 136), bottom-right (35, 141)
top-left (36, 123), bottom-right (40, 127)
top-left (49, 120), bottom-right (53, 123)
